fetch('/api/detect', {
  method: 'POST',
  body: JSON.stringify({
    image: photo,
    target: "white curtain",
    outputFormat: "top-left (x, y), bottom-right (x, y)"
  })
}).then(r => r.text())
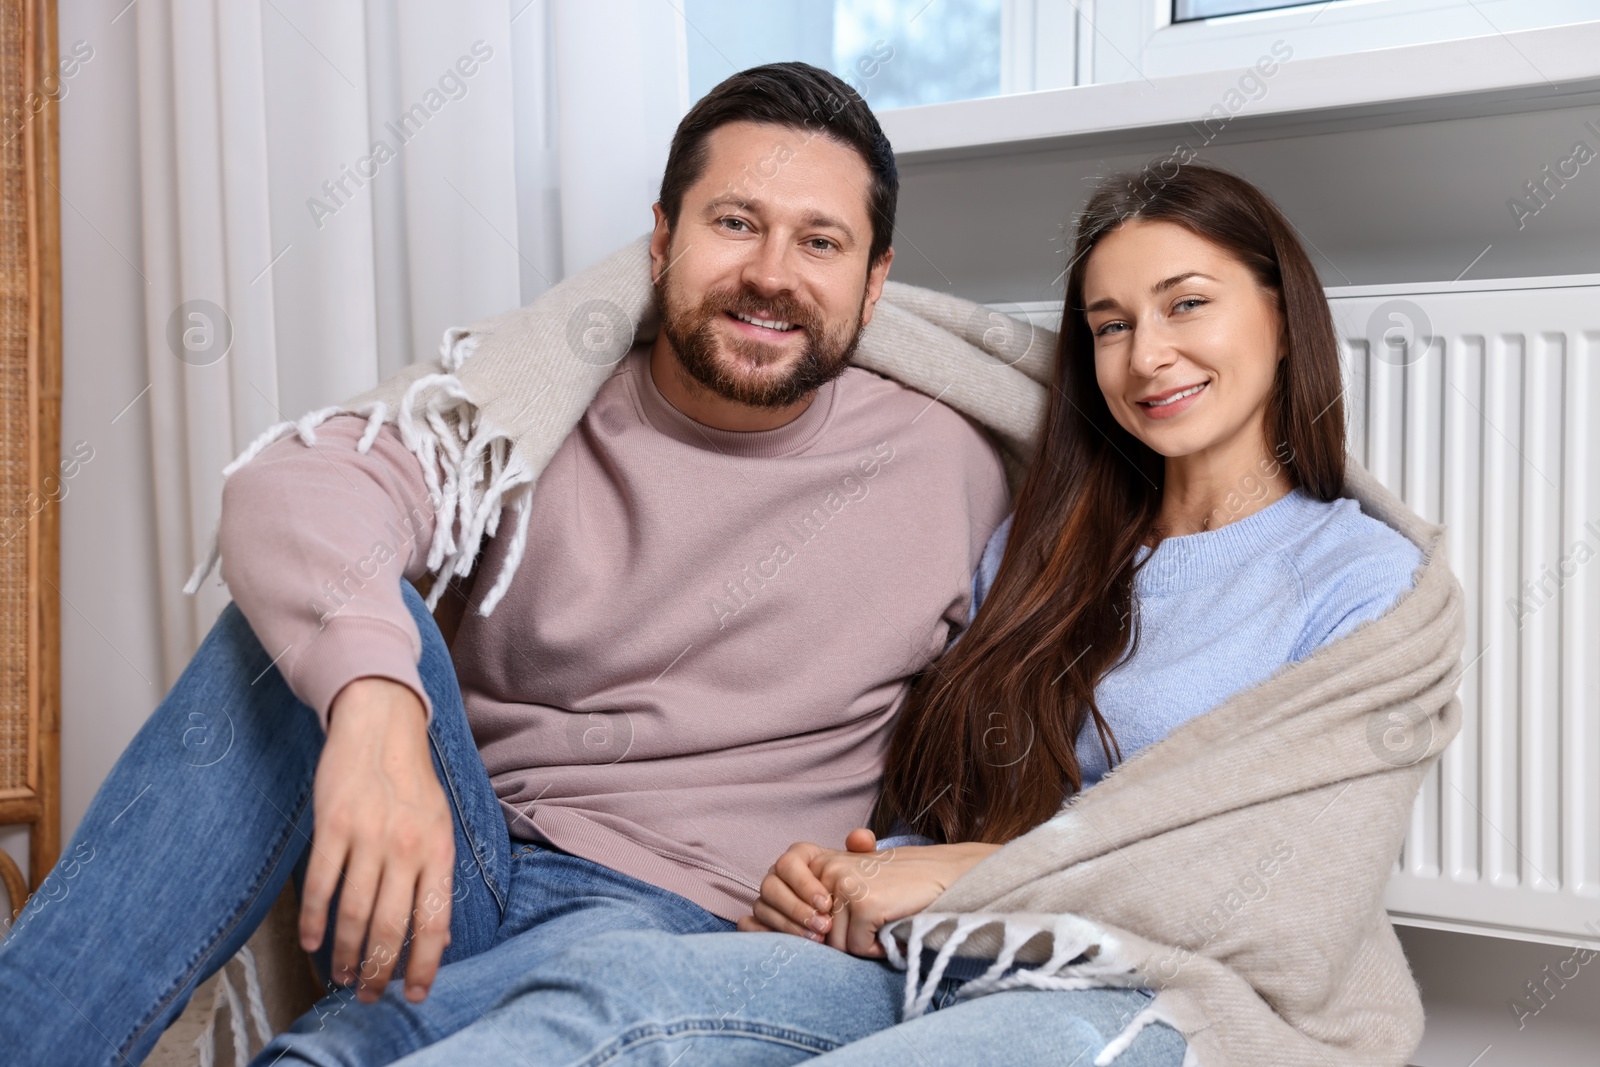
top-left (133, 0), bottom-right (687, 685)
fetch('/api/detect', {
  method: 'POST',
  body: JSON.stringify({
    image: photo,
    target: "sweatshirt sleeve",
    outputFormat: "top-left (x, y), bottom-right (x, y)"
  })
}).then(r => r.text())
top-left (217, 415), bottom-right (441, 727)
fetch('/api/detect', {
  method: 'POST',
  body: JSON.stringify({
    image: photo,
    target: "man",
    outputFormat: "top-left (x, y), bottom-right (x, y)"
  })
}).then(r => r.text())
top-left (0, 62), bottom-right (1007, 1065)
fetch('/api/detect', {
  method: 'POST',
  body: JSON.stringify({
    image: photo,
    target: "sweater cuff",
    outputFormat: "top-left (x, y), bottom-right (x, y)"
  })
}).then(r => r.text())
top-left (287, 616), bottom-right (434, 728)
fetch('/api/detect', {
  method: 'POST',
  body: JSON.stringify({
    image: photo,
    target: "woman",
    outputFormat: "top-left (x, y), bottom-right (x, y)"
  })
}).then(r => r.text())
top-left (744, 161), bottom-right (1417, 952)
top-left (394, 164), bottom-right (1439, 1067)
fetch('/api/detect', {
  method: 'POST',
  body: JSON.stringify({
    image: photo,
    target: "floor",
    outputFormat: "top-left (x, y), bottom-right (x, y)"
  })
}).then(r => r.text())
top-left (1399, 926), bottom-right (1600, 1066)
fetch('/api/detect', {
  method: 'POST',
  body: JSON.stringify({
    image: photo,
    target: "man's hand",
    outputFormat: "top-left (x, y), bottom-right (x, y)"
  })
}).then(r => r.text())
top-left (739, 830), bottom-right (999, 957)
top-left (299, 677), bottom-right (454, 1004)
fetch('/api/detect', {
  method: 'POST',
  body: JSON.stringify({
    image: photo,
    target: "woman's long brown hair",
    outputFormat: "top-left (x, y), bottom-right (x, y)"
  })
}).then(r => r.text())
top-left (874, 164), bottom-right (1349, 845)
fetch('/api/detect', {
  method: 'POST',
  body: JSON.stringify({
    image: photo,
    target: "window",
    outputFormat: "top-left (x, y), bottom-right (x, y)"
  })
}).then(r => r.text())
top-left (683, 0), bottom-right (1003, 112)
top-left (1173, 0), bottom-right (1326, 20)
top-left (834, 0), bottom-right (1001, 110)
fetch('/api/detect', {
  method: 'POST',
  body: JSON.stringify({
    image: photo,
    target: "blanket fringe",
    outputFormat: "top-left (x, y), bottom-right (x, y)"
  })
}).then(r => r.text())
top-left (477, 485), bottom-right (533, 614)
top-left (906, 914), bottom-right (992, 1017)
top-left (958, 921), bottom-right (1037, 995)
top-left (440, 326), bottom-right (480, 371)
top-left (1095, 1003), bottom-right (1161, 1066)
top-left (963, 916), bottom-right (1121, 999)
top-left (183, 533), bottom-right (222, 597)
top-left (889, 913), bottom-right (1179, 1064)
top-left (356, 401), bottom-right (387, 453)
top-left (183, 402), bottom-right (375, 596)
top-left (235, 945), bottom-right (274, 1046)
top-left (896, 913), bottom-right (1112, 1006)
top-left (183, 328), bottom-right (529, 616)
top-left (192, 946), bottom-right (274, 1067)
top-left (392, 368), bottom-right (536, 614)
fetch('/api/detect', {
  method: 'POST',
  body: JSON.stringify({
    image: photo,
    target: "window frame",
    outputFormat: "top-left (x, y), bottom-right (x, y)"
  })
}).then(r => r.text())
top-left (1090, 0), bottom-right (1600, 83)
top-left (1173, 0), bottom-right (1324, 22)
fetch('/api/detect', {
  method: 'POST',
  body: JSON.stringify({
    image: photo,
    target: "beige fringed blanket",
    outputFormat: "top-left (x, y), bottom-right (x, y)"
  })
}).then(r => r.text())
top-left (190, 236), bottom-right (1463, 1067)
top-left (187, 236), bottom-right (1051, 610)
top-left (882, 457), bottom-right (1463, 1067)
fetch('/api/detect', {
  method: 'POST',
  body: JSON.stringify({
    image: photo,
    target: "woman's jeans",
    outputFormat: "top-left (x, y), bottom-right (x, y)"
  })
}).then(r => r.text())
top-left (0, 581), bottom-right (730, 1067)
top-left (388, 928), bottom-right (1187, 1067)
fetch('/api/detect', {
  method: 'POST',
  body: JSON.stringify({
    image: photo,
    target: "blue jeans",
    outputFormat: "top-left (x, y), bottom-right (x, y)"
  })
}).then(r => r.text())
top-left (0, 581), bottom-right (729, 1066)
top-left (388, 928), bottom-right (1187, 1066)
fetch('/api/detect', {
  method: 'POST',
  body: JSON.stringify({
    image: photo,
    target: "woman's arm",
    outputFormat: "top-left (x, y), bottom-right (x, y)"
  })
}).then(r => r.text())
top-left (739, 830), bottom-right (999, 957)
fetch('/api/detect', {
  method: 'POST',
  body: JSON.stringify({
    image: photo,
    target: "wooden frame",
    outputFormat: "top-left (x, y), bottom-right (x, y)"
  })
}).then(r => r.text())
top-left (0, 0), bottom-right (60, 921)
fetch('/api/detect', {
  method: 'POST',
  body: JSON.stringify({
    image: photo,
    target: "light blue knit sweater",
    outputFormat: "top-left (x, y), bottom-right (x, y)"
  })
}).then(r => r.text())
top-left (967, 487), bottom-right (1423, 790)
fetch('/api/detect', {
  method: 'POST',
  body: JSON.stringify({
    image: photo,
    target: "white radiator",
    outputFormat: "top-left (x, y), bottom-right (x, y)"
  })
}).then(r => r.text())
top-left (1327, 276), bottom-right (1600, 947)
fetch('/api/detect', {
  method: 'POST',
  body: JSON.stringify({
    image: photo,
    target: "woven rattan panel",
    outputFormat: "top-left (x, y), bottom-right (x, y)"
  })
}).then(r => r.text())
top-left (0, 0), bottom-right (30, 796)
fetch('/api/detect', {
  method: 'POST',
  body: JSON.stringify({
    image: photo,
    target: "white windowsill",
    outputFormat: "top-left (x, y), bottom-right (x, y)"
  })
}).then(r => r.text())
top-left (878, 20), bottom-right (1600, 161)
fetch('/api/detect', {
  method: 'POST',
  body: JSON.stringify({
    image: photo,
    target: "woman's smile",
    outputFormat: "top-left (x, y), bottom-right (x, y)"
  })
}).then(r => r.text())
top-left (1136, 380), bottom-right (1208, 419)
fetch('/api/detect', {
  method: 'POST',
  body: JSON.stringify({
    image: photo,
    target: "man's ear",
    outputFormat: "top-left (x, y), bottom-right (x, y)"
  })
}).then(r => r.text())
top-left (650, 204), bottom-right (672, 283)
top-left (858, 247), bottom-right (895, 328)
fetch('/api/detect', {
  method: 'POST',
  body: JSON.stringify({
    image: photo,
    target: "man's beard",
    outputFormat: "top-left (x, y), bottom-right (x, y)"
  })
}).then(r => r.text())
top-left (655, 272), bottom-right (866, 409)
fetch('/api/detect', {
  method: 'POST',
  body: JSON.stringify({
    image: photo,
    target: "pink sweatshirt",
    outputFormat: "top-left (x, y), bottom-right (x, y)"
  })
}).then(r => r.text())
top-left (219, 347), bottom-right (1009, 920)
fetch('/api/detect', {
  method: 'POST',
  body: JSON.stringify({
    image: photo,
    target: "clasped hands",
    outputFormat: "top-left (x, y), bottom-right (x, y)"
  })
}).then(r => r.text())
top-left (736, 828), bottom-right (997, 957)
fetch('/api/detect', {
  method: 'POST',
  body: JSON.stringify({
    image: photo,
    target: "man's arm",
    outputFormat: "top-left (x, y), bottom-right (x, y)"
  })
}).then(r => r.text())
top-left (217, 415), bottom-right (455, 1003)
top-left (219, 416), bottom-right (438, 722)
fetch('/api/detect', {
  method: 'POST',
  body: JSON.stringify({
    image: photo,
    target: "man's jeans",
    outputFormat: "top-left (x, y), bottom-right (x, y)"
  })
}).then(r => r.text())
top-left (0, 581), bottom-right (729, 1066)
top-left (387, 928), bottom-right (1188, 1067)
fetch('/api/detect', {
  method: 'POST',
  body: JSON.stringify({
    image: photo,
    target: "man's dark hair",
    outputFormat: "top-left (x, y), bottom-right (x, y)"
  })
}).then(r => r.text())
top-left (658, 62), bottom-right (897, 265)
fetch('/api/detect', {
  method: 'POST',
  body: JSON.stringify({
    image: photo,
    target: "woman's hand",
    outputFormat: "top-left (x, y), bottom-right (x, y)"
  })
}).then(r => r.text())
top-left (738, 829), bottom-right (998, 958)
top-left (738, 830), bottom-right (882, 946)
